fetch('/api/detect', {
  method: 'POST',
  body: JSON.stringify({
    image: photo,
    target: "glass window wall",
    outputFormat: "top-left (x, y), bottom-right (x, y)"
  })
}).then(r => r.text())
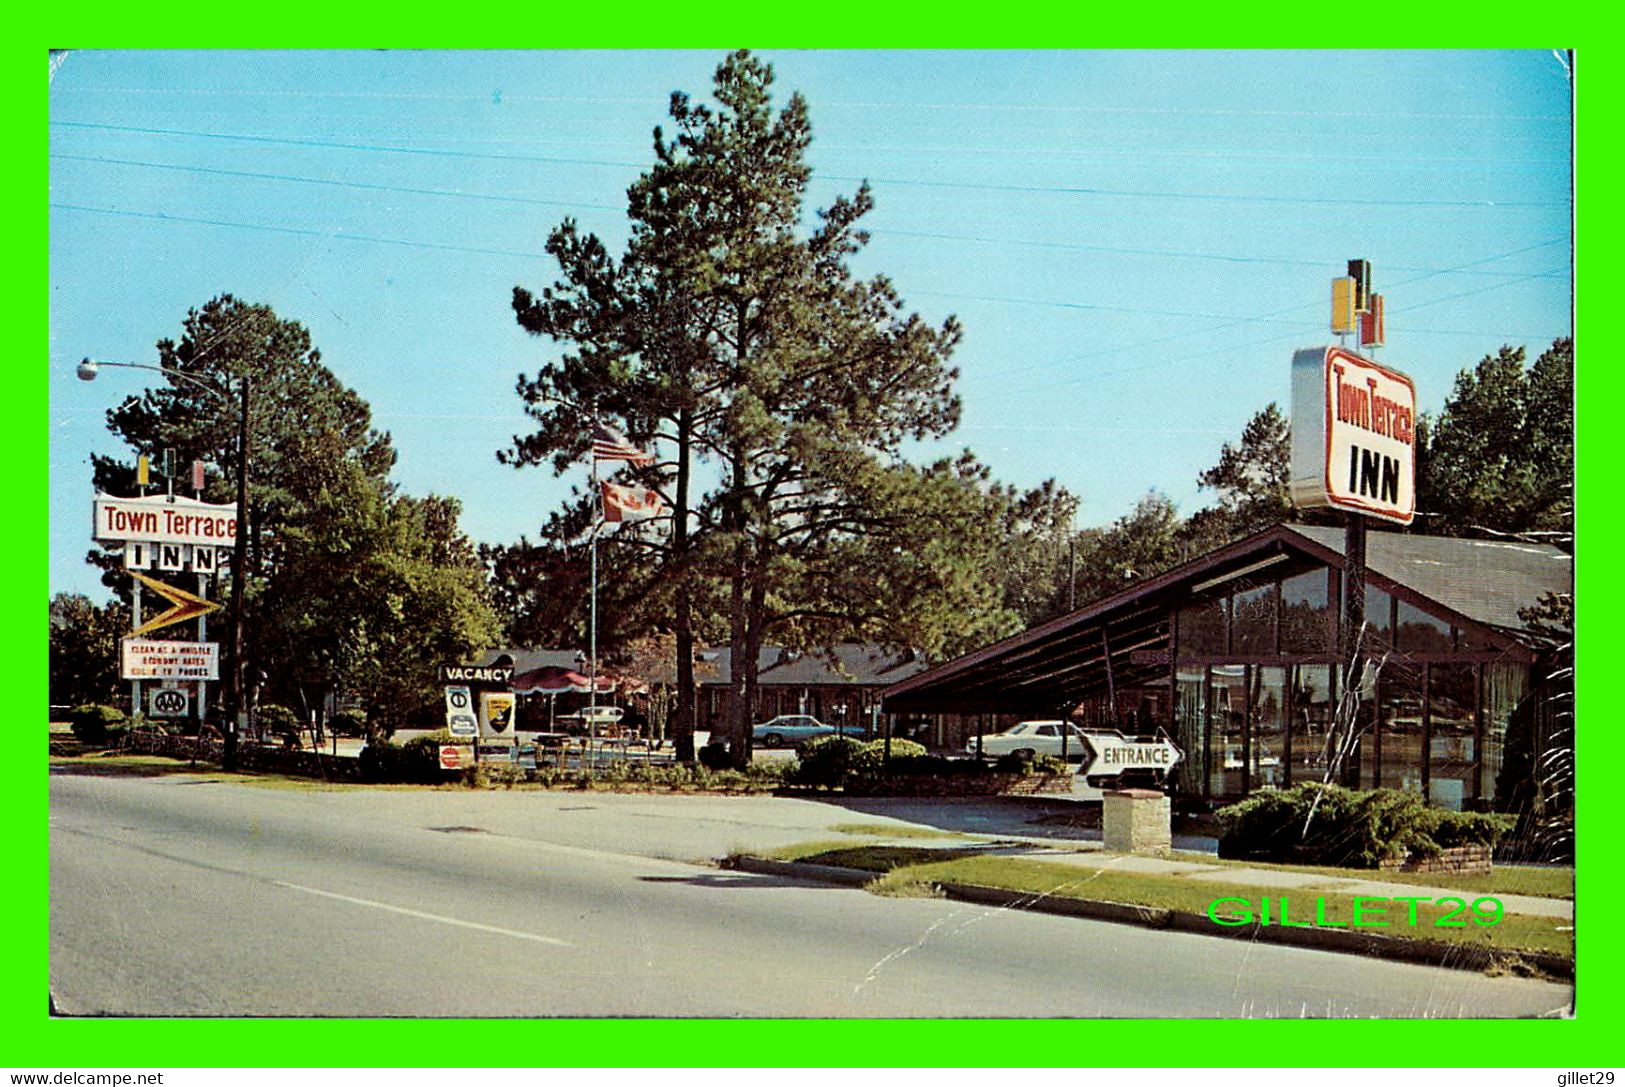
top-left (1250, 665), bottom-right (1286, 789)
top-left (1280, 569), bottom-right (1332, 654)
top-left (1398, 600), bottom-right (1453, 654)
top-left (1180, 595), bottom-right (1228, 655)
top-left (1428, 663), bottom-right (1478, 810)
top-left (1485, 662), bottom-right (1527, 806)
top-left (1208, 665), bottom-right (1248, 797)
top-left (1378, 662), bottom-right (1425, 794)
top-left (1233, 584), bottom-right (1277, 655)
top-left (1288, 664), bottom-right (1334, 785)
top-left (1173, 667), bottom-right (1207, 797)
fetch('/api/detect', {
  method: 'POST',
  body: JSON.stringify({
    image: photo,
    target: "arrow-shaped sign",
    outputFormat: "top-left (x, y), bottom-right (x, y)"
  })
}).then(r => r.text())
top-left (128, 570), bottom-right (222, 637)
top-left (1077, 730), bottom-right (1182, 779)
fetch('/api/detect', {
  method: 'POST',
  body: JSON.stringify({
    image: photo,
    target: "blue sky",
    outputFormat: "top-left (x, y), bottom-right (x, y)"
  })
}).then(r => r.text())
top-left (48, 49), bottom-right (1574, 602)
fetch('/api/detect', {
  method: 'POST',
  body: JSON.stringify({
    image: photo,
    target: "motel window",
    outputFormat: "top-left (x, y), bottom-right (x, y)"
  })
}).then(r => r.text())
top-left (1279, 569), bottom-right (1332, 654)
top-left (1232, 583), bottom-right (1277, 655)
top-left (1250, 666), bottom-right (1286, 790)
top-left (1179, 595), bottom-right (1228, 656)
top-left (1397, 599), bottom-right (1453, 654)
top-left (1172, 667), bottom-right (1207, 798)
top-left (1287, 664), bottom-right (1334, 786)
top-left (1207, 666), bottom-right (1247, 797)
top-left (1377, 661), bottom-right (1425, 795)
top-left (1358, 585), bottom-right (1394, 650)
top-left (1428, 663), bottom-right (1478, 810)
top-left (1484, 663), bottom-right (1528, 806)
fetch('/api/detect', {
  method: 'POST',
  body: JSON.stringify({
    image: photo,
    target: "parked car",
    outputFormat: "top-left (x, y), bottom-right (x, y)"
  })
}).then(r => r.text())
top-left (555, 705), bottom-right (625, 733)
top-left (751, 714), bottom-right (838, 747)
top-left (966, 720), bottom-right (1090, 762)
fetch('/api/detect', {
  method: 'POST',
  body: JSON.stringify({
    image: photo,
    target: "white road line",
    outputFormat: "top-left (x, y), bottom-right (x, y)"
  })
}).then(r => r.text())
top-left (271, 880), bottom-right (571, 946)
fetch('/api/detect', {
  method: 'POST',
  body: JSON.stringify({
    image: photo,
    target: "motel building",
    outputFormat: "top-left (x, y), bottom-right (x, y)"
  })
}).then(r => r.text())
top-left (881, 521), bottom-right (1572, 813)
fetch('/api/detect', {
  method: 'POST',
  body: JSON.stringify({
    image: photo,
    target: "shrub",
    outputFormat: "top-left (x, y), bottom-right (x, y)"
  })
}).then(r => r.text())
top-left (697, 741), bottom-right (733, 771)
top-left (849, 738), bottom-right (928, 773)
top-left (69, 704), bottom-right (126, 747)
top-left (359, 731), bottom-right (451, 784)
top-left (258, 705), bottom-right (300, 744)
top-left (330, 709), bottom-right (369, 738)
top-left (793, 735), bottom-right (867, 788)
top-left (1217, 782), bottom-right (1517, 868)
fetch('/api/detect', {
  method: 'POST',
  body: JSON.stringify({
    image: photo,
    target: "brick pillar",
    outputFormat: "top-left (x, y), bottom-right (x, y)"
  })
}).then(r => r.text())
top-left (1102, 788), bottom-right (1172, 855)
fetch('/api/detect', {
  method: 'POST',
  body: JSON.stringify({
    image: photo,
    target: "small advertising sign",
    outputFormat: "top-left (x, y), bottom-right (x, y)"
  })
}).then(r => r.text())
top-left (438, 744), bottom-right (472, 771)
top-left (122, 639), bottom-right (219, 681)
top-left (477, 744), bottom-right (515, 764)
top-left (480, 691), bottom-right (517, 738)
top-left (1289, 345), bottom-right (1416, 525)
top-left (148, 687), bottom-right (190, 718)
top-left (444, 686), bottom-right (478, 737)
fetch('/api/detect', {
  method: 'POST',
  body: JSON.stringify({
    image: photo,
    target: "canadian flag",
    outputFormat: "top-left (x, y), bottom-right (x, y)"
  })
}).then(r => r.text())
top-left (600, 481), bottom-right (668, 523)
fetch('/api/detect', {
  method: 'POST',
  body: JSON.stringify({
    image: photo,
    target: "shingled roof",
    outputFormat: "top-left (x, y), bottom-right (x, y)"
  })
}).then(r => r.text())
top-left (881, 522), bottom-right (1571, 715)
top-left (697, 644), bottom-right (927, 687)
top-left (1286, 524), bottom-right (1570, 633)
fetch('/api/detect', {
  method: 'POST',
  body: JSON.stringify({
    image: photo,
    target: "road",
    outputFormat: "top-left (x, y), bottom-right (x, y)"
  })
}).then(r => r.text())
top-left (49, 772), bottom-right (1573, 1018)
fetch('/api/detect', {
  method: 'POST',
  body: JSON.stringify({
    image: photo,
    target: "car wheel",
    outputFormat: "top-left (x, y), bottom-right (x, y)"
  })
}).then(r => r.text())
top-left (762, 733), bottom-right (783, 748)
top-left (1013, 747), bottom-right (1036, 760)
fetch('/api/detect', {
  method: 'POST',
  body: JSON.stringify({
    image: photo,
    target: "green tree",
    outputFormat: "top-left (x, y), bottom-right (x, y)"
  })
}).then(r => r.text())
top-left (94, 295), bottom-right (498, 728)
top-left (48, 593), bottom-right (129, 711)
top-left (1417, 338), bottom-right (1573, 539)
top-left (1183, 402), bottom-right (1293, 551)
top-left (1074, 491), bottom-right (1185, 605)
top-left (507, 52), bottom-right (965, 764)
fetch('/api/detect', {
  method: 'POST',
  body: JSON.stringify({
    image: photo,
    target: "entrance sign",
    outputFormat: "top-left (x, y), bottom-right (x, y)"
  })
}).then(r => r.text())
top-left (94, 492), bottom-right (238, 547)
top-left (149, 687), bottom-right (190, 717)
top-left (1289, 345), bottom-right (1416, 525)
top-left (1077, 731), bottom-right (1181, 780)
top-left (122, 639), bottom-right (219, 680)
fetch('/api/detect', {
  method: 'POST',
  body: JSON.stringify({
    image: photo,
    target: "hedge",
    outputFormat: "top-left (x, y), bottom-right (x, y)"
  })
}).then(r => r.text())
top-left (1216, 782), bottom-right (1516, 868)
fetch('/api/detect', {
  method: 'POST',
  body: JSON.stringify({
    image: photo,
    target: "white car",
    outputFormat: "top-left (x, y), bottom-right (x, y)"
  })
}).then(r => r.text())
top-left (966, 720), bottom-right (1090, 761)
top-left (556, 705), bottom-right (624, 732)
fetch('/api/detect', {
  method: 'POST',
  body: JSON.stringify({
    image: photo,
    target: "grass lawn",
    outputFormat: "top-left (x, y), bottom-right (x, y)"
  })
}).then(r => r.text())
top-left (829, 822), bottom-right (974, 840)
top-left (49, 751), bottom-right (369, 791)
top-left (750, 840), bottom-right (1572, 961)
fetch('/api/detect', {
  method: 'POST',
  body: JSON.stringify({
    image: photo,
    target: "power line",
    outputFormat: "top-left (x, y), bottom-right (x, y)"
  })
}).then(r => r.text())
top-left (50, 202), bottom-right (558, 261)
top-left (52, 151), bottom-right (1570, 283)
top-left (51, 120), bottom-right (1566, 211)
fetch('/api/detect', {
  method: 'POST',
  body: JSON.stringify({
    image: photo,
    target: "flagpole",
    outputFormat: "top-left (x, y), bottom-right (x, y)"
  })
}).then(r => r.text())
top-left (589, 452), bottom-right (599, 743)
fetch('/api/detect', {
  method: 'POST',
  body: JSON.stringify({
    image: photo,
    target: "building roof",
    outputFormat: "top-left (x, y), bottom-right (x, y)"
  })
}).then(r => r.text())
top-left (473, 643), bottom-right (926, 689)
top-left (697, 644), bottom-right (927, 688)
top-left (1286, 524), bottom-right (1571, 633)
top-left (881, 522), bottom-right (1570, 715)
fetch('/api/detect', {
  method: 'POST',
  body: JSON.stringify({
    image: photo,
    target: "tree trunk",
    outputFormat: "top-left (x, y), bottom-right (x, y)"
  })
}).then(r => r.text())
top-left (672, 404), bottom-right (696, 763)
top-left (726, 452), bottom-right (750, 768)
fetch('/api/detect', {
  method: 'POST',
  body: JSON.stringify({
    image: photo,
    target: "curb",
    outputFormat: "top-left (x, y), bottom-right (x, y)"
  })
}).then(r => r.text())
top-left (727, 855), bottom-right (1573, 981)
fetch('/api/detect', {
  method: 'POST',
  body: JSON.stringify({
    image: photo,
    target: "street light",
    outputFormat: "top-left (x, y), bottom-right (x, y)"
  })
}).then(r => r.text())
top-left (77, 357), bottom-right (253, 772)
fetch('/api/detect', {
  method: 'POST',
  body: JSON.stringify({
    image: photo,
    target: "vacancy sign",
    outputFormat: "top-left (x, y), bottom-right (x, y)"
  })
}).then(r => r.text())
top-left (122, 639), bottom-right (220, 680)
top-left (1289, 345), bottom-right (1416, 525)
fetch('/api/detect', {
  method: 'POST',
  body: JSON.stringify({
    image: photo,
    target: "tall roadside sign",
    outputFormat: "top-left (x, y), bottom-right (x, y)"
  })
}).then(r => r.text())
top-left (1290, 260), bottom-right (1416, 787)
top-left (94, 490), bottom-right (237, 725)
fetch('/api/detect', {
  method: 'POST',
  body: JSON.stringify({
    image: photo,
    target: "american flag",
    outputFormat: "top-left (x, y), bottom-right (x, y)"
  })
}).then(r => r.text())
top-left (591, 423), bottom-right (655, 465)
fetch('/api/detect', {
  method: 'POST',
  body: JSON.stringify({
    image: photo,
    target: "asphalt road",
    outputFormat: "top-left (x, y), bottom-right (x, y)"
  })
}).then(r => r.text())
top-left (49, 773), bottom-right (1574, 1018)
